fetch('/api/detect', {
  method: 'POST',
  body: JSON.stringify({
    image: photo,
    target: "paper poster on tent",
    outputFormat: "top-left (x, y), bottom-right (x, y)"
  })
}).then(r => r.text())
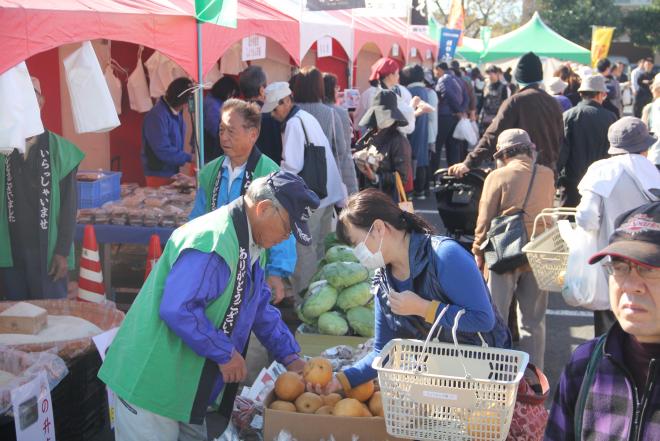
top-left (242, 35), bottom-right (266, 62)
top-left (11, 371), bottom-right (56, 441)
top-left (392, 44), bottom-right (400, 57)
top-left (317, 36), bottom-right (333, 58)
top-left (439, 28), bottom-right (462, 61)
top-left (426, 49), bottom-right (433, 60)
top-left (306, 0), bottom-right (365, 11)
top-left (352, 0), bottom-right (406, 17)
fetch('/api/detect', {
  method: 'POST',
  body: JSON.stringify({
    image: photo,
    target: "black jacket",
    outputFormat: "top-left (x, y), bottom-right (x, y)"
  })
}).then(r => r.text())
top-left (558, 100), bottom-right (617, 184)
top-left (357, 126), bottom-right (411, 200)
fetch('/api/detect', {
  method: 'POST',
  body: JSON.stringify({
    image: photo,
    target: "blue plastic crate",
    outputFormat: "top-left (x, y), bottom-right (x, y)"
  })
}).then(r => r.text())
top-left (77, 170), bottom-right (122, 208)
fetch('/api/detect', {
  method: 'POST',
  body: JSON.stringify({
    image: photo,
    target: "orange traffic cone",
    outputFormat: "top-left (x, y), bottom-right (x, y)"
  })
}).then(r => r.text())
top-left (78, 225), bottom-right (106, 303)
top-left (144, 234), bottom-right (162, 280)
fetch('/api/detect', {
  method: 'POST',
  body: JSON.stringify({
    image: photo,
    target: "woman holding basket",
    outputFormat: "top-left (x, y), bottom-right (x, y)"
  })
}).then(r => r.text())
top-left (309, 188), bottom-right (511, 395)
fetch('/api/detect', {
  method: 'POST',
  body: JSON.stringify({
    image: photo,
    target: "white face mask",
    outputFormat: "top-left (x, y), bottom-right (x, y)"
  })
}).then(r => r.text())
top-left (353, 222), bottom-right (385, 270)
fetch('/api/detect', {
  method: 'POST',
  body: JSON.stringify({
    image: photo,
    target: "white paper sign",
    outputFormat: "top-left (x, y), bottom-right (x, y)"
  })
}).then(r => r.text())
top-left (241, 35), bottom-right (266, 61)
top-left (410, 47), bottom-right (417, 58)
top-left (93, 327), bottom-right (119, 429)
top-left (426, 49), bottom-right (433, 60)
top-left (317, 36), bottom-right (333, 58)
top-left (392, 44), bottom-right (400, 57)
top-left (11, 371), bottom-right (56, 441)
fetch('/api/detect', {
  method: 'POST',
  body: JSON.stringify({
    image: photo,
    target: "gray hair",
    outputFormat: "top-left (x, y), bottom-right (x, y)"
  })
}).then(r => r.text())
top-left (245, 176), bottom-right (283, 210)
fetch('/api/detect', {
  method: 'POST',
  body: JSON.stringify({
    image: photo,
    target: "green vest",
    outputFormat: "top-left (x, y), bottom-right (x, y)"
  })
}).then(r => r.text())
top-left (198, 150), bottom-right (279, 213)
top-left (0, 132), bottom-right (84, 269)
top-left (98, 203), bottom-right (256, 423)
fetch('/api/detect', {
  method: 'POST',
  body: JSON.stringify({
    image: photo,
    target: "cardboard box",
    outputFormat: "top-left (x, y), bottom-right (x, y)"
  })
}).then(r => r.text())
top-left (263, 391), bottom-right (406, 441)
top-left (295, 326), bottom-right (369, 357)
top-left (0, 302), bottom-right (48, 335)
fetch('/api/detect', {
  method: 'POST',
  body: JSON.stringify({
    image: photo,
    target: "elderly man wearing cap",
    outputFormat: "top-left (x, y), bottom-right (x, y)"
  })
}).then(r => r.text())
top-left (545, 201), bottom-right (660, 441)
top-left (0, 76), bottom-right (84, 301)
top-left (576, 117), bottom-right (660, 335)
top-left (262, 81), bottom-right (346, 296)
top-left (473, 128), bottom-right (555, 369)
top-left (558, 75), bottom-right (618, 207)
top-left (449, 52), bottom-right (564, 178)
top-left (98, 171), bottom-right (319, 440)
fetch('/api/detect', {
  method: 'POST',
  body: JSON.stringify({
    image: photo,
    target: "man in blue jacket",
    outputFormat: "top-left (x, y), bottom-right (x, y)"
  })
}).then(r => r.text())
top-left (190, 99), bottom-right (295, 304)
top-left (433, 62), bottom-right (464, 167)
top-left (142, 77), bottom-right (194, 187)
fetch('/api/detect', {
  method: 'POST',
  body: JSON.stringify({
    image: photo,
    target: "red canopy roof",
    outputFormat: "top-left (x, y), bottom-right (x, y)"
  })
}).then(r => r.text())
top-left (0, 0), bottom-right (300, 76)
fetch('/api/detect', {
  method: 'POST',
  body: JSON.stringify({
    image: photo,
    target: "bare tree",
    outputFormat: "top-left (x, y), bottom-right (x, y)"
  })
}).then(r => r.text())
top-left (418, 0), bottom-right (521, 37)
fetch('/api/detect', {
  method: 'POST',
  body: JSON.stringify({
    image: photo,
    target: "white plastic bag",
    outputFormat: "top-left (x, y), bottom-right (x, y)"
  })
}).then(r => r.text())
top-left (560, 223), bottom-right (610, 311)
top-left (63, 41), bottom-right (120, 133)
top-left (453, 117), bottom-right (478, 146)
top-left (127, 51), bottom-right (153, 113)
top-left (104, 65), bottom-right (122, 115)
top-left (0, 62), bottom-right (44, 154)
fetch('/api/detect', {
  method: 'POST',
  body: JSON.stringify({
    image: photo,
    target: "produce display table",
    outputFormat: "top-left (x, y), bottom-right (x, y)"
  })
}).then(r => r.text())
top-left (74, 224), bottom-right (175, 293)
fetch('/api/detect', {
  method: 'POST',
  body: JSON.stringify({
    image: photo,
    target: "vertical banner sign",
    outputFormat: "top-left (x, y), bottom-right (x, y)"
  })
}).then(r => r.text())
top-left (392, 44), bottom-right (400, 57)
top-left (591, 26), bottom-right (615, 67)
top-left (242, 35), bottom-right (267, 61)
top-left (195, 0), bottom-right (238, 28)
top-left (11, 371), bottom-right (55, 441)
top-left (317, 36), bottom-right (333, 58)
top-left (447, 0), bottom-right (465, 45)
top-left (439, 28), bottom-right (462, 61)
top-left (480, 26), bottom-right (492, 52)
top-left (93, 328), bottom-right (119, 430)
top-left (410, 47), bottom-right (417, 58)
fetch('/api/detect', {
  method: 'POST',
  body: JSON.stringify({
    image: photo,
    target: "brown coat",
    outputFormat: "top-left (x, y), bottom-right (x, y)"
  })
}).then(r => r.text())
top-left (464, 85), bottom-right (564, 172)
top-left (472, 157), bottom-right (555, 258)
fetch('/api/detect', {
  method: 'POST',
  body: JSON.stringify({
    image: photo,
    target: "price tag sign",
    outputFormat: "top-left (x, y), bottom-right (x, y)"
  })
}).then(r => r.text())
top-left (11, 371), bottom-right (56, 441)
top-left (410, 47), bottom-right (417, 58)
top-left (391, 44), bottom-right (399, 57)
top-left (241, 35), bottom-right (266, 61)
top-left (317, 36), bottom-right (333, 58)
top-left (426, 49), bottom-right (433, 60)
top-left (93, 327), bottom-right (119, 429)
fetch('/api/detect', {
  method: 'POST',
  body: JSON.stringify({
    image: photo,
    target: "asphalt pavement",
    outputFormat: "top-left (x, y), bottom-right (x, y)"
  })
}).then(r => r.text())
top-left (412, 194), bottom-right (595, 404)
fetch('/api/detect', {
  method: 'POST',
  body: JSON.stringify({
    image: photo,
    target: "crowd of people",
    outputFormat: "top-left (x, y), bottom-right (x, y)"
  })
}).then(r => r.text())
top-left (2, 47), bottom-right (657, 440)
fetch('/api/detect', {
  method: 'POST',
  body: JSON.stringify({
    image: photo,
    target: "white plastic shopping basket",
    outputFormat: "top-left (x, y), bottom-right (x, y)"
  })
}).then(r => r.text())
top-left (522, 207), bottom-right (576, 292)
top-left (372, 307), bottom-right (529, 441)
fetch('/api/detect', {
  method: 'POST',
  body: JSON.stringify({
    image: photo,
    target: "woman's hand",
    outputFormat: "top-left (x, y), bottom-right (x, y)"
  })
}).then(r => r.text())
top-left (388, 290), bottom-right (431, 317)
top-left (307, 374), bottom-right (342, 396)
top-left (474, 254), bottom-right (485, 271)
top-left (357, 162), bottom-right (377, 182)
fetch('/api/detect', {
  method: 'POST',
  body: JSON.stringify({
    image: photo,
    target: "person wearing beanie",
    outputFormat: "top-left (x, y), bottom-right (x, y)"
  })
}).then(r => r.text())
top-left (141, 77), bottom-right (194, 187)
top-left (575, 116), bottom-right (660, 336)
top-left (558, 75), bottom-right (618, 207)
top-left (448, 52), bottom-right (564, 178)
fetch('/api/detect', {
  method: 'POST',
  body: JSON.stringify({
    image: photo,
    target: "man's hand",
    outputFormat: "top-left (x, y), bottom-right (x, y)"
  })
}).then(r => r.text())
top-left (447, 163), bottom-right (470, 178)
top-left (469, 110), bottom-right (477, 121)
top-left (286, 358), bottom-right (306, 375)
top-left (49, 254), bottom-right (68, 281)
top-left (475, 254), bottom-right (485, 271)
top-left (219, 350), bottom-right (247, 383)
top-left (268, 275), bottom-right (286, 305)
top-left (388, 290), bottom-right (430, 318)
top-left (307, 374), bottom-right (342, 396)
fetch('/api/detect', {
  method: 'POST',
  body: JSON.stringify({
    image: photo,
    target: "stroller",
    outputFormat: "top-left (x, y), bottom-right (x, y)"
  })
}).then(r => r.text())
top-left (432, 168), bottom-right (488, 252)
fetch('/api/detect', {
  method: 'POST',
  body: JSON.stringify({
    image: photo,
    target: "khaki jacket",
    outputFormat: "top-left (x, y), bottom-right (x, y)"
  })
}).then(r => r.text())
top-left (473, 157), bottom-right (555, 259)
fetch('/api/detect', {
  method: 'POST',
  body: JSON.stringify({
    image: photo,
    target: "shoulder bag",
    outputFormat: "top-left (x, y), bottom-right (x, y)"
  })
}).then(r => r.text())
top-left (295, 116), bottom-right (328, 200)
top-left (482, 164), bottom-right (537, 273)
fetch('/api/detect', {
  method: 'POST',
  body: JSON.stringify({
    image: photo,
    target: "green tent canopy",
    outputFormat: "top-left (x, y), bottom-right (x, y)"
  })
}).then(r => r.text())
top-left (456, 37), bottom-right (483, 64)
top-left (479, 12), bottom-right (590, 65)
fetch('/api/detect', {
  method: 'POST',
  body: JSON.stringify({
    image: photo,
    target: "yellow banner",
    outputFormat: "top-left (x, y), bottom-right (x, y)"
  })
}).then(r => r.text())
top-left (591, 27), bottom-right (615, 67)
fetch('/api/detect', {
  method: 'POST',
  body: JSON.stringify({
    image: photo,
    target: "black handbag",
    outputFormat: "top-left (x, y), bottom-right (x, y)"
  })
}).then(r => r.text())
top-left (482, 164), bottom-right (537, 274)
top-left (295, 116), bottom-right (328, 200)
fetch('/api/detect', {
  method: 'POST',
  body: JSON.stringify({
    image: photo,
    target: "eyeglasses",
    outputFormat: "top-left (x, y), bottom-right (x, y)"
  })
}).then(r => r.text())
top-left (274, 207), bottom-right (291, 236)
top-left (602, 258), bottom-right (660, 280)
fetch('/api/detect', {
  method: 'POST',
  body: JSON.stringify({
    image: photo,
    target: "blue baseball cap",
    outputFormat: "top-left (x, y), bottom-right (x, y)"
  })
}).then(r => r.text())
top-left (267, 171), bottom-right (321, 246)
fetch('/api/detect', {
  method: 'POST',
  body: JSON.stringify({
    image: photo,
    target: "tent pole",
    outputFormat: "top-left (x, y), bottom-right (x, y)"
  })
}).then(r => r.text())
top-left (196, 20), bottom-right (205, 174)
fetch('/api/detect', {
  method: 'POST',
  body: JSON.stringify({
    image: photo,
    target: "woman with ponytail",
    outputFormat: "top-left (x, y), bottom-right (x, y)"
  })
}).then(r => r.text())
top-left (308, 188), bottom-right (511, 395)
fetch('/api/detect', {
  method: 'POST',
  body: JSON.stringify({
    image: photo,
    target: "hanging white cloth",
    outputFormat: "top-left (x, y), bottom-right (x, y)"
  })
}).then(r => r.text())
top-left (63, 41), bottom-right (120, 133)
top-left (0, 62), bottom-right (44, 155)
top-left (104, 65), bottom-right (122, 115)
top-left (127, 47), bottom-right (153, 113)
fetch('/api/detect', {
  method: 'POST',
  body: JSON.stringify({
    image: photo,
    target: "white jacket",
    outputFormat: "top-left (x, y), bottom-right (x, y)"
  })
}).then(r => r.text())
top-left (281, 109), bottom-right (347, 208)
